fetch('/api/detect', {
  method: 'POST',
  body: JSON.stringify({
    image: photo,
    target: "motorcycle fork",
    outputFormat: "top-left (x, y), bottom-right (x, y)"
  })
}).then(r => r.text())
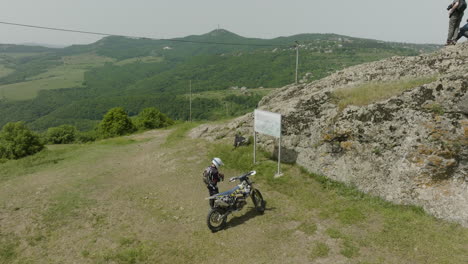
top-left (212, 204), bottom-right (231, 219)
top-left (221, 210), bottom-right (231, 219)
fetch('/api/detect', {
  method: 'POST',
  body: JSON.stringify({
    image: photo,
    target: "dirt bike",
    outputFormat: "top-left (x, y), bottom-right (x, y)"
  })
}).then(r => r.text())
top-left (206, 170), bottom-right (265, 232)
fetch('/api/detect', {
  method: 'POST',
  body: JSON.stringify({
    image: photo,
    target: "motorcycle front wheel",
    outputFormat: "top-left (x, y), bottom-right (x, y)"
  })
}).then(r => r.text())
top-left (207, 208), bottom-right (227, 232)
top-left (251, 189), bottom-right (265, 214)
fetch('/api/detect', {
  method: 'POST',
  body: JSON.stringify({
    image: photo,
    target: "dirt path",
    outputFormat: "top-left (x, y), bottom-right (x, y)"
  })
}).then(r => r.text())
top-left (1, 129), bottom-right (466, 264)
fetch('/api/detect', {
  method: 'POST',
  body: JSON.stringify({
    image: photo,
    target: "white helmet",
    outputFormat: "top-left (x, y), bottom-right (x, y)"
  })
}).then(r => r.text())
top-left (212, 157), bottom-right (224, 169)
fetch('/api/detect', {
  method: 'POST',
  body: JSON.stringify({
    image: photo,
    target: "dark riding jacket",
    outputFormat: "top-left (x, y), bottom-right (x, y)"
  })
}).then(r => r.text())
top-left (204, 165), bottom-right (223, 186)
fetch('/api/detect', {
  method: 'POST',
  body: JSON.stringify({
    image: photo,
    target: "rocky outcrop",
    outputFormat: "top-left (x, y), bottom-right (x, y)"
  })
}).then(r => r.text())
top-left (190, 43), bottom-right (468, 227)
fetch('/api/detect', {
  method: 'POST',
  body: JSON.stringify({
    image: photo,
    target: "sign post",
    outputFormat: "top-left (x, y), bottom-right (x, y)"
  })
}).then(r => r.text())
top-left (254, 109), bottom-right (283, 177)
top-left (253, 131), bottom-right (257, 164)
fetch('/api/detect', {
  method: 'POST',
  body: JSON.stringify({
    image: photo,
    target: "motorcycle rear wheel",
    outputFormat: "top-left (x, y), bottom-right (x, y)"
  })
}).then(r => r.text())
top-left (251, 189), bottom-right (265, 214)
top-left (207, 208), bottom-right (227, 232)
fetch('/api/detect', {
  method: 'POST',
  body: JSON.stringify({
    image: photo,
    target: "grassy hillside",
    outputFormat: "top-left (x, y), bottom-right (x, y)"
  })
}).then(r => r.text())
top-left (0, 30), bottom-right (442, 130)
top-left (0, 124), bottom-right (466, 264)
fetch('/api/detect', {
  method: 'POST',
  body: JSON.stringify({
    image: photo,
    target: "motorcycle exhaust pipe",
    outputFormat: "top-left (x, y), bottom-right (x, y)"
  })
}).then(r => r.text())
top-left (215, 199), bottom-right (229, 207)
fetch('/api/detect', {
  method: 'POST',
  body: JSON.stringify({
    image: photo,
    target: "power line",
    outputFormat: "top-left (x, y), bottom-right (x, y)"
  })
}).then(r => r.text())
top-left (0, 21), bottom-right (125, 37)
top-left (0, 21), bottom-right (287, 47)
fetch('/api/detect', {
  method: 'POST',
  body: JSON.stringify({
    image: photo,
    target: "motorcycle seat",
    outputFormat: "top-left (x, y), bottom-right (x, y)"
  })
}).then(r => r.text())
top-left (216, 186), bottom-right (240, 196)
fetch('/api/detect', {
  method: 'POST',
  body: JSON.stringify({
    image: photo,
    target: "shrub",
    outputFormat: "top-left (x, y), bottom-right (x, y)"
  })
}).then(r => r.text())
top-left (46, 125), bottom-right (77, 144)
top-left (135, 107), bottom-right (174, 130)
top-left (0, 122), bottom-right (44, 159)
top-left (76, 130), bottom-right (97, 143)
top-left (97, 107), bottom-right (136, 138)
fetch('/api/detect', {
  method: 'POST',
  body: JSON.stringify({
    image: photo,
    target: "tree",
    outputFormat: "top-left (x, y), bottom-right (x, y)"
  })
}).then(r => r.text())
top-left (135, 107), bottom-right (174, 130)
top-left (97, 107), bottom-right (135, 138)
top-left (46, 125), bottom-right (77, 144)
top-left (0, 122), bottom-right (44, 159)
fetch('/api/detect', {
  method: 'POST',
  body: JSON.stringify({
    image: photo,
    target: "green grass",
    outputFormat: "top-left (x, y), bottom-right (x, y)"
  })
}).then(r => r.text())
top-left (332, 76), bottom-right (438, 109)
top-left (424, 103), bottom-right (445, 115)
top-left (341, 240), bottom-right (360, 258)
top-left (310, 242), bottom-right (330, 260)
top-left (0, 136), bottom-right (145, 183)
top-left (326, 228), bottom-right (345, 239)
top-left (99, 238), bottom-right (152, 264)
top-left (209, 142), bottom-right (468, 263)
top-left (163, 121), bottom-right (201, 146)
top-left (298, 221), bottom-right (318, 235)
top-left (0, 234), bottom-right (19, 264)
top-left (0, 146), bottom-right (80, 182)
top-left (97, 137), bottom-right (139, 146)
top-left (42, 190), bottom-right (96, 228)
top-left (90, 238), bottom-right (208, 264)
top-left (320, 203), bottom-right (367, 225)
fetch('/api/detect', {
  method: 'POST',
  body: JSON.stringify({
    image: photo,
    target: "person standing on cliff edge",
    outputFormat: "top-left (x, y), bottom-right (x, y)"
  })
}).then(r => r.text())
top-left (446, 0), bottom-right (466, 45)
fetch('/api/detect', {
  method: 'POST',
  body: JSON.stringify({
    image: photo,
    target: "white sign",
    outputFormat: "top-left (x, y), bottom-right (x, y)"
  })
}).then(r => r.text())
top-left (254, 109), bottom-right (281, 138)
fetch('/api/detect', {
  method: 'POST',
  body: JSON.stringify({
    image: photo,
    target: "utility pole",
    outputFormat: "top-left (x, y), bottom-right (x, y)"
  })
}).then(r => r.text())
top-left (295, 41), bottom-right (299, 84)
top-left (189, 80), bottom-right (192, 122)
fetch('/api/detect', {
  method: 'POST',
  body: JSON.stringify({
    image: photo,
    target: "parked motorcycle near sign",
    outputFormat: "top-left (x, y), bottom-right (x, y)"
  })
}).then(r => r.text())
top-left (205, 170), bottom-right (265, 232)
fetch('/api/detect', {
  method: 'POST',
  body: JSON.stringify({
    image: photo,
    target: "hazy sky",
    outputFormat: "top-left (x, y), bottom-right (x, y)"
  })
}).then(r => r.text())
top-left (0, 0), bottom-right (463, 46)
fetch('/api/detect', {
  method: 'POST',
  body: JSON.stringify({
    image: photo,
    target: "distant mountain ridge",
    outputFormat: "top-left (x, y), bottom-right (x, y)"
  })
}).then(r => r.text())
top-left (1, 28), bottom-right (441, 54)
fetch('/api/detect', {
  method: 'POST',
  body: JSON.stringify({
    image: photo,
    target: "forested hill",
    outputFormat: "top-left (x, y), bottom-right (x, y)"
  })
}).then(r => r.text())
top-left (0, 29), bottom-right (441, 131)
top-left (61, 30), bottom-right (439, 60)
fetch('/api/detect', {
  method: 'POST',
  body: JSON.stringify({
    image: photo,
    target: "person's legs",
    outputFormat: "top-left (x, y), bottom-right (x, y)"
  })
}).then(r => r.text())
top-left (452, 13), bottom-right (464, 42)
top-left (207, 185), bottom-right (219, 208)
top-left (448, 11), bottom-right (464, 43)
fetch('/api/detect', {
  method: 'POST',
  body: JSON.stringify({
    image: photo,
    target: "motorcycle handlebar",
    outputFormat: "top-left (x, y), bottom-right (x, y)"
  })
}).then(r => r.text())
top-left (229, 171), bottom-right (256, 182)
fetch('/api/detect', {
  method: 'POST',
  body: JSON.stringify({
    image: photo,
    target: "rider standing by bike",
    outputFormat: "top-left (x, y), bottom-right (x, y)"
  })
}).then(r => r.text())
top-left (203, 157), bottom-right (224, 208)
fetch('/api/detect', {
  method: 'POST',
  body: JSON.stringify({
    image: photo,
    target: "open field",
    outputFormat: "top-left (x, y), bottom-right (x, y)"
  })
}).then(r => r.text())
top-left (0, 70), bottom-right (86, 100)
top-left (59, 53), bottom-right (115, 69)
top-left (0, 65), bottom-right (14, 79)
top-left (0, 54), bottom-right (164, 101)
top-left (114, 56), bottom-right (163, 66)
top-left (0, 124), bottom-right (466, 264)
top-left (0, 54), bottom-right (114, 100)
